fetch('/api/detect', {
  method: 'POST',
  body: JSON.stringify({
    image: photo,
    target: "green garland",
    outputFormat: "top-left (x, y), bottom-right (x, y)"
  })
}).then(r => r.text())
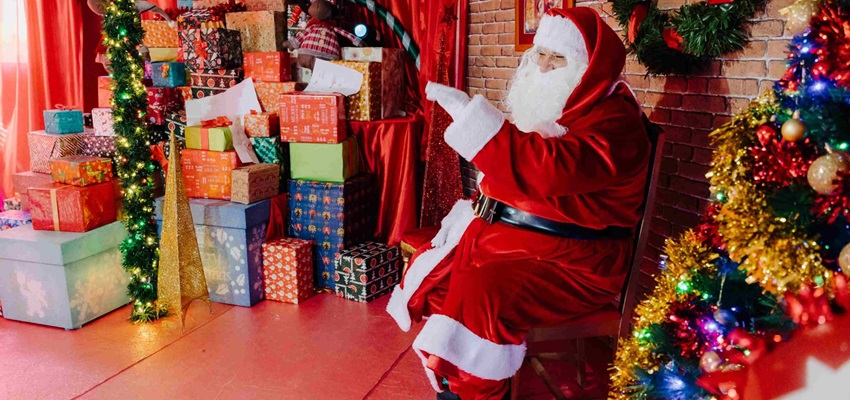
top-left (102, 0), bottom-right (166, 322)
top-left (611, 0), bottom-right (765, 75)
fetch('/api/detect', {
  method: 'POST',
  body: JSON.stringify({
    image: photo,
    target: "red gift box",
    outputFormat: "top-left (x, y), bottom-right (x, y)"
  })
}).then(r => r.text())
top-left (279, 93), bottom-right (347, 143)
top-left (146, 87), bottom-right (182, 124)
top-left (181, 149), bottom-right (241, 200)
top-left (262, 237), bottom-right (314, 304)
top-left (244, 52), bottom-right (291, 83)
top-left (98, 76), bottom-right (113, 108)
top-left (28, 182), bottom-right (118, 232)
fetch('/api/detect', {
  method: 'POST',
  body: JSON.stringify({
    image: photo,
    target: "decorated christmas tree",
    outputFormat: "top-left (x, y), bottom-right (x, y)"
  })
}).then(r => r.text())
top-left (610, 1), bottom-right (850, 398)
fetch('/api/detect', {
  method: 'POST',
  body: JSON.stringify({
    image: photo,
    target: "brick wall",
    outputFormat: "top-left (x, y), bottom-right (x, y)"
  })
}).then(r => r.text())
top-left (466, 0), bottom-right (795, 296)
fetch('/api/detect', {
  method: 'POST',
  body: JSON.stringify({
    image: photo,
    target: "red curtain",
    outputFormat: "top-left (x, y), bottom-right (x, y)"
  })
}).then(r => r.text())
top-left (0, 0), bottom-right (84, 200)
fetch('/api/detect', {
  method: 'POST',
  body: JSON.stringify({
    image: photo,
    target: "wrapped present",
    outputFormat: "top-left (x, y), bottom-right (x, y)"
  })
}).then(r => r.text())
top-left (98, 76), bottom-right (113, 108)
top-left (178, 0), bottom-right (194, 7)
top-left (12, 171), bottom-right (53, 211)
top-left (334, 242), bottom-right (401, 302)
top-left (3, 197), bottom-right (22, 211)
top-left (178, 86), bottom-right (194, 102)
top-left (146, 87), bottom-right (182, 124)
top-left (28, 182), bottom-right (118, 232)
top-left (83, 113), bottom-right (93, 129)
top-left (27, 131), bottom-right (86, 174)
top-left (189, 67), bottom-right (243, 89)
top-left (0, 222), bottom-right (130, 329)
top-left (225, 11), bottom-right (286, 53)
top-left (288, 175), bottom-right (376, 289)
top-left (244, 52), bottom-right (290, 82)
top-left (279, 93), bottom-right (347, 143)
top-left (262, 238), bottom-right (314, 304)
top-left (331, 61), bottom-right (382, 121)
top-left (142, 20), bottom-right (179, 47)
top-left (49, 156), bottom-right (113, 187)
top-left (149, 47), bottom-right (179, 62)
top-left (185, 117), bottom-right (234, 151)
top-left (0, 210), bottom-right (31, 230)
top-left (80, 135), bottom-right (118, 170)
top-left (154, 198), bottom-right (270, 306)
top-left (232, 163), bottom-right (280, 204)
top-left (191, 87), bottom-right (227, 99)
top-left (249, 136), bottom-right (288, 185)
top-left (144, 60), bottom-right (153, 79)
top-left (244, 111), bottom-right (279, 137)
top-left (181, 149), bottom-right (241, 200)
top-left (179, 26), bottom-right (242, 70)
top-left (166, 110), bottom-right (188, 137)
top-left (191, 0), bottom-right (231, 8)
top-left (43, 108), bottom-right (84, 134)
top-left (342, 47), bottom-right (404, 119)
top-left (151, 62), bottom-right (187, 87)
top-left (92, 108), bottom-right (114, 136)
top-left (254, 81), bottom-right (300, 112)
top-left (290, 136), bottom-right (361, 183)
top-left (245, 0), bottom-right (286, 11)
top-left (294, 64), bottom-right (312, 84)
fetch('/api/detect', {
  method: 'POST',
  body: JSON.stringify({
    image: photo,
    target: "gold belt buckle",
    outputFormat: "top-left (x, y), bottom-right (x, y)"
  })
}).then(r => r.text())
top-left (473, 193), bottom-right (498, 224)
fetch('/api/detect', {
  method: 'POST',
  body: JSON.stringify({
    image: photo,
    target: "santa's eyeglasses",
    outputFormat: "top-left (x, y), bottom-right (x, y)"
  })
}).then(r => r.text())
top-left (530, 51), bottom-right (568, 69)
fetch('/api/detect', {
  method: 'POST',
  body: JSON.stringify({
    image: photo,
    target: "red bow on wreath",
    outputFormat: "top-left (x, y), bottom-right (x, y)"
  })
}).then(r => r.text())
top-left (663, 28), bottom-right (685, 51)
top-left (628, 3), bottom-right (649, 44)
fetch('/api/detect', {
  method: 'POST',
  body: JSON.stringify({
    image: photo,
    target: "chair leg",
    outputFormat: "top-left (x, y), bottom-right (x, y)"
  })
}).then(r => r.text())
top-left (529, 356), bottom-right (569, 400)
top-left (510, 370), bottom-right (521, 400)
top-left (575, 338), bottom-right (586, 388)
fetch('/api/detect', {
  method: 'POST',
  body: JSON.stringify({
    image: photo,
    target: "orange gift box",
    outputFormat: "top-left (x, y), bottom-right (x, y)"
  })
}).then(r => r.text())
top-left (244, 111), bottom-right (280, 137)
top-left (178, 87), bottom-right (193, 103)
top-left (279, 93), bottom-right (347, 143)
top-left (255, 81), bottom-right (300, 112)
top-left (49, 156), bottom-right (114, 187)
top-left (142, 20), bottom-right (179, 48)
top-left (181, 149), bottom-right (241, 200)
top-left (244, 52), bottom-right (291, 83)
top-left (98, 76), bottom-right (113, 108)
top-left (28, 182), bottom-right (118, 232)
top-left (262, 237), bottom-right (314, 304)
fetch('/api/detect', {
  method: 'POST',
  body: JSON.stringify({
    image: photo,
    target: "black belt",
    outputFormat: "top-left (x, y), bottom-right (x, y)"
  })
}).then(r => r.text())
top-left (472, 194), bottom-right (632, 240)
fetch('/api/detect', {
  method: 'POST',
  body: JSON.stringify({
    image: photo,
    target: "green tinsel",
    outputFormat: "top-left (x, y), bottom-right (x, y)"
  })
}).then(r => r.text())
top-left (102, 0), bottom-right (166, 322)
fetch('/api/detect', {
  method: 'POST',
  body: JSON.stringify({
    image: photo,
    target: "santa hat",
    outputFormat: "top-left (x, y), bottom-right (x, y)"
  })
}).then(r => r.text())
top-left (533, 11), bottom-right (589, 66)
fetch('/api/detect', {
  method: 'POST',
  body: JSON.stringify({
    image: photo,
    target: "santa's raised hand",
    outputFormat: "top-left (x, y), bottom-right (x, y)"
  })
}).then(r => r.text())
top-left (425, 82), bottom-right (470, 121)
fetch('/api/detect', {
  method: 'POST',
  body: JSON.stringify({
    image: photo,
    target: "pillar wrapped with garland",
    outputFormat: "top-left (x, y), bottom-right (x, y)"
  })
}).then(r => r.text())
top-left (611, 0), bottom-right (850, 398)
top-left (102, 0), bottom-right (166, 322)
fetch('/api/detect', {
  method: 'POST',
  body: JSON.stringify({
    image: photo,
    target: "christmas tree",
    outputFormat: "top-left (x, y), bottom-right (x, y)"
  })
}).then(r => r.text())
top-left (610, 1), bottom-right (850, 398)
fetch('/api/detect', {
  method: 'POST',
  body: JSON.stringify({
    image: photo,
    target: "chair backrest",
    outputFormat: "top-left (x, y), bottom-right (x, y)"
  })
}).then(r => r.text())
top-left (616, 115), bottom-right (665, 339)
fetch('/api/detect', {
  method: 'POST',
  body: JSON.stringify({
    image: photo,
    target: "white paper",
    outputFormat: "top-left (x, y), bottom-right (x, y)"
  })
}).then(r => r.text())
top-left (303, 59), bottom-right (363, 96)
top-left (185, 78), bottom-right (262, 164)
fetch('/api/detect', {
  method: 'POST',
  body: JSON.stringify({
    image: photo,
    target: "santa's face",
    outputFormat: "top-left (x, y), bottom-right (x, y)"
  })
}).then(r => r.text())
top-left (506, 46), bottom-right (587, 134)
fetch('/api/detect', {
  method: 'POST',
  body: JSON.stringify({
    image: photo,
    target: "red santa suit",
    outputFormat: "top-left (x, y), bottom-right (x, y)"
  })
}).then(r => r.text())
top-left (386, 8), bottom-right (651, 400)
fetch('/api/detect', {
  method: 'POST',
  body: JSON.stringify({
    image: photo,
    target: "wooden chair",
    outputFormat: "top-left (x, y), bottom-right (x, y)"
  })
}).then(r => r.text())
top-left (509, 117), bottom-right (665, 400)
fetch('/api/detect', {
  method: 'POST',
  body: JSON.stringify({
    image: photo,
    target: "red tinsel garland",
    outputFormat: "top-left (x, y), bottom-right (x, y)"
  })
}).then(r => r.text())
top-left (813, 169), bottom-right (850, 223)
top-left (749, 127), bottom-right (817, 187)
top-left (695, 203), bottom-right (725, 250)
top-left (810, 4), bottom-right (850, 88)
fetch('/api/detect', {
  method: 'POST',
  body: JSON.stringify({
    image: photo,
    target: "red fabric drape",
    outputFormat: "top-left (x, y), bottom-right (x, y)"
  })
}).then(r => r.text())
top-left (0, 0), bottom-right (84, 199)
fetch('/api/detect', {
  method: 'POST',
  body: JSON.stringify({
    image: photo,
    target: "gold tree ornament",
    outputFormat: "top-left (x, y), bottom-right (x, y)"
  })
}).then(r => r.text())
top-left (157, 130), bottom-right (210, 327)
top-left (807, 146), bottom-right (850, 195)
top-left (838, 243), bottom-right (850, 273)
top-left (781, 110), bottom-right (807, 142)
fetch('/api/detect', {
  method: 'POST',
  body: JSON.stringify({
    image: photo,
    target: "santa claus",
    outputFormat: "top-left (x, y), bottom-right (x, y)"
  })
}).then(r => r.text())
top-left (386, 7), bottom-right (651, 400)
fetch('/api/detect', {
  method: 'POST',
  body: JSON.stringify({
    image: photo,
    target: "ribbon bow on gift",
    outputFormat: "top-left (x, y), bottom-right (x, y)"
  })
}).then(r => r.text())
top-left (161, 63), bottom-right (170, 78)
top-left (54, 104), bottom-right (78, 110)
top-left (201, 116), bottom-right (232, 128)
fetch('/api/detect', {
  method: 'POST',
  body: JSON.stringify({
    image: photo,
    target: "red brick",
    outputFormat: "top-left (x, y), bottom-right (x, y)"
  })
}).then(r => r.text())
top-left (483, 23), bottom-right (502, 34)
top-left (751, 20), bottom-right (785, 38)
top-left (663, 126), bottom-right (693, 143)
top-left (767, 40), bottom-right (790, 59)
top-left (662, 142), bottom-right (674, 156)
top-left (759, 79), bottom-right (777, 94)
top-left (485, 79), bottom-right (507, 89)
top-left (501, 46), bottom-right (520, 56)
top-left (690, 129), bottom-right (713, 148)
top-left (470, 3), bottom-right (481, 13)
top-left (469, 36), bottom-right (481, 45)
top-left (645, 92), bottom-right (682, 108)
top-left (469, 47), bottom-right (481, 56)
top-left (483, 12), bottom-right (496, 23)
top-left (669, 176), bottom-right (710, 198)
top-left (650, 76), bottom-right (688, 92)
top-left (659, 205), bottom-right (702, 228)
top-left (480, 34), bottom-right (498, 45)
top-left (483, 68), bottom-right (514, 79)
top-left (671, 111), bottom-right (713, 130)
top-left (468, 78), bottom-right (485, 88)
top-left (647, 108), bottom-right (671, 124)
top-left (768, 59), bottom-right (788, 80)
top-left (501, 0), bottom-right (515, 8)
top-left (707, 78), bottom-right (759, 96)
top-left (624, 74), bottom-right (650, 89)
top-left (480, 0), bottom-right (500, 11)
top-left (470, 24), bottom-right (483, 34)
top-left (650, 218), bottom-right (673, 236)
top-left (469, 66), bottom-right (483, 78)
top-left (469, 88), bottom-right (487, 97)
top-left (657, 0), bottom-right (680, 10)
top-left (729, 41), bottom-right (767, 59)
top-left (671, 144), bottom-right (693, 160)
top-left (692, 147), bottom-right (714, 165)
top-left (722, 60), bottom-right (766, 77)
top-left (471, 13), bottom-right (486, 24)
top-left (729, 97), bottom-right (753, 113)
top-left (765, 0), bottom-right (796, 18)
top-left (481, 45), bottom-right (501, 56)
top-left (625, 60), bottom-right (647, 75)
top-left (660, 158), bottom-right (678, 175)
top-left (679, 161), bottom-right (710, 181)
top-left (498, 33), bottom-right (514, 45)
top-left (682, 95), bottom-right (727, 113)
top-left (694, 60), bottom-right (722, 76)
top-left (504, 22), bottom-right (515, 34)
top-left (687, 78), bottom-right (708, 93)
top-left (713, 115), bottom-right (733, 127)
top-left (475, 57), bottom-right (496, 67)
top-left (495, 10), bottom-right (513, 22)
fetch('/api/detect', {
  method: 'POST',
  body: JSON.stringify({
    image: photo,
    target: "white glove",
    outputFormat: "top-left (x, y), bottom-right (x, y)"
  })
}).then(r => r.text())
top-left (425, 82), bottom-right (470, 121)
top-left (533, 121), bottom-right (568, 138)
top-left (430, 200), bottom-right (475, 248)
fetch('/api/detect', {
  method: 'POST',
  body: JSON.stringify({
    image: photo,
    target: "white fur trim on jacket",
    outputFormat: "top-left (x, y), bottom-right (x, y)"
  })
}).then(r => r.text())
top-left (533, 13), bottom-right (589, 66)
top-left (413, 314), bottom-right (527, 381)
top-left (443, 95), bottom-right (506, 161)
top-left (386, 200), bottom-right (476, 332)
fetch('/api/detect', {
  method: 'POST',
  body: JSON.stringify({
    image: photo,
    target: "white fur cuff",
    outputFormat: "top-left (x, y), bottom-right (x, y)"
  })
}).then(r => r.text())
top-left (534, 14), bottom-right (589, 66)
top-left (444, 95), bottom-right (505, 161)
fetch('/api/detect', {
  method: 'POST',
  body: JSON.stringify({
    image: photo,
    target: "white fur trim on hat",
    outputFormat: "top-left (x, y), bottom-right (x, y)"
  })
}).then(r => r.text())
top-left (443, 95), bottom-right (506, 161)
top-left (533, 13), bottom-right (589, 66)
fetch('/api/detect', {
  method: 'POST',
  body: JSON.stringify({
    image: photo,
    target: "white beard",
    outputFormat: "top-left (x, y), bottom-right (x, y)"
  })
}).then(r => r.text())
top-left (506, 51), bottom-right (587, 135)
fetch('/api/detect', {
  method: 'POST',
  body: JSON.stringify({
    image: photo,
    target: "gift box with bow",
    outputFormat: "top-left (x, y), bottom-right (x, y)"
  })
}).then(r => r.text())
top-left (151, 62), bottom-right (187, 87)
top-left (244, 52), bottom-right (290, 82)
top-left (43, 107), bottom-right (84, 134)
top-left (28, 182), bottom-right (118, 233)
top-left (48, 156), bottom-right (114, 187)
top-left (185, 116), bottom-right (234, 151)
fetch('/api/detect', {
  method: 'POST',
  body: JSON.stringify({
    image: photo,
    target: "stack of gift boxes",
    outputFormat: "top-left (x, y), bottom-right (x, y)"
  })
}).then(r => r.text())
top-left (1, 109), bottom-right (130, 329)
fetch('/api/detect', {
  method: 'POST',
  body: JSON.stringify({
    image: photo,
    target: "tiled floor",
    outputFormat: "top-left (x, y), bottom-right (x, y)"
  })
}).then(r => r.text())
top-left (0, 294), bottom-right (611, 399)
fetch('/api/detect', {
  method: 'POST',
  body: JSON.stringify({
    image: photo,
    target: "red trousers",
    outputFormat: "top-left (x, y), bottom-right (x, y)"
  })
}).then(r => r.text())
top-left (387, 204), bottom-right (631, 400)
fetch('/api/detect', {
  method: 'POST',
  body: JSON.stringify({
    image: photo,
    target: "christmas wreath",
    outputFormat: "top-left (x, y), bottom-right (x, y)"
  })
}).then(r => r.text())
top-left (611, 0), bottom-right (765, 75)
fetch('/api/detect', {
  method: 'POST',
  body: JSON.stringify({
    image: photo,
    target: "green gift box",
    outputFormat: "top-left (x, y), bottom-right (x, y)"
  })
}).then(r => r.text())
top-left (185, 125), bottom-right (233, 151)
top-left (289, 137), bottom-right (362, 183)
top-left (250, 136), bottom-right (289, 182)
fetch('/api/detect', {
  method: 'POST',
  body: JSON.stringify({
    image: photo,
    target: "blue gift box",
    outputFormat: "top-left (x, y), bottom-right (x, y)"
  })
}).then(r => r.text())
top-left (0, 222), bottom-right (130, 329)
top-left (177, 0), bottom-right (193, 8)
top-left (154, 197), bottom-right (270, 306)
top-left (43, 109), bottom-right (84, 134)
top-left (0, 210), bottom-right (31, 230)
top-left (151, 62), bottom-right (187, 87)
top-left (288, 175), bottom-right (376, 289)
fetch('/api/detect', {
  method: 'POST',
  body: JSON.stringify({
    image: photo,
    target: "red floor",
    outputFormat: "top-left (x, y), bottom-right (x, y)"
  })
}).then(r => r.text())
top-left (0, 294), bottom-right (611, 399)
